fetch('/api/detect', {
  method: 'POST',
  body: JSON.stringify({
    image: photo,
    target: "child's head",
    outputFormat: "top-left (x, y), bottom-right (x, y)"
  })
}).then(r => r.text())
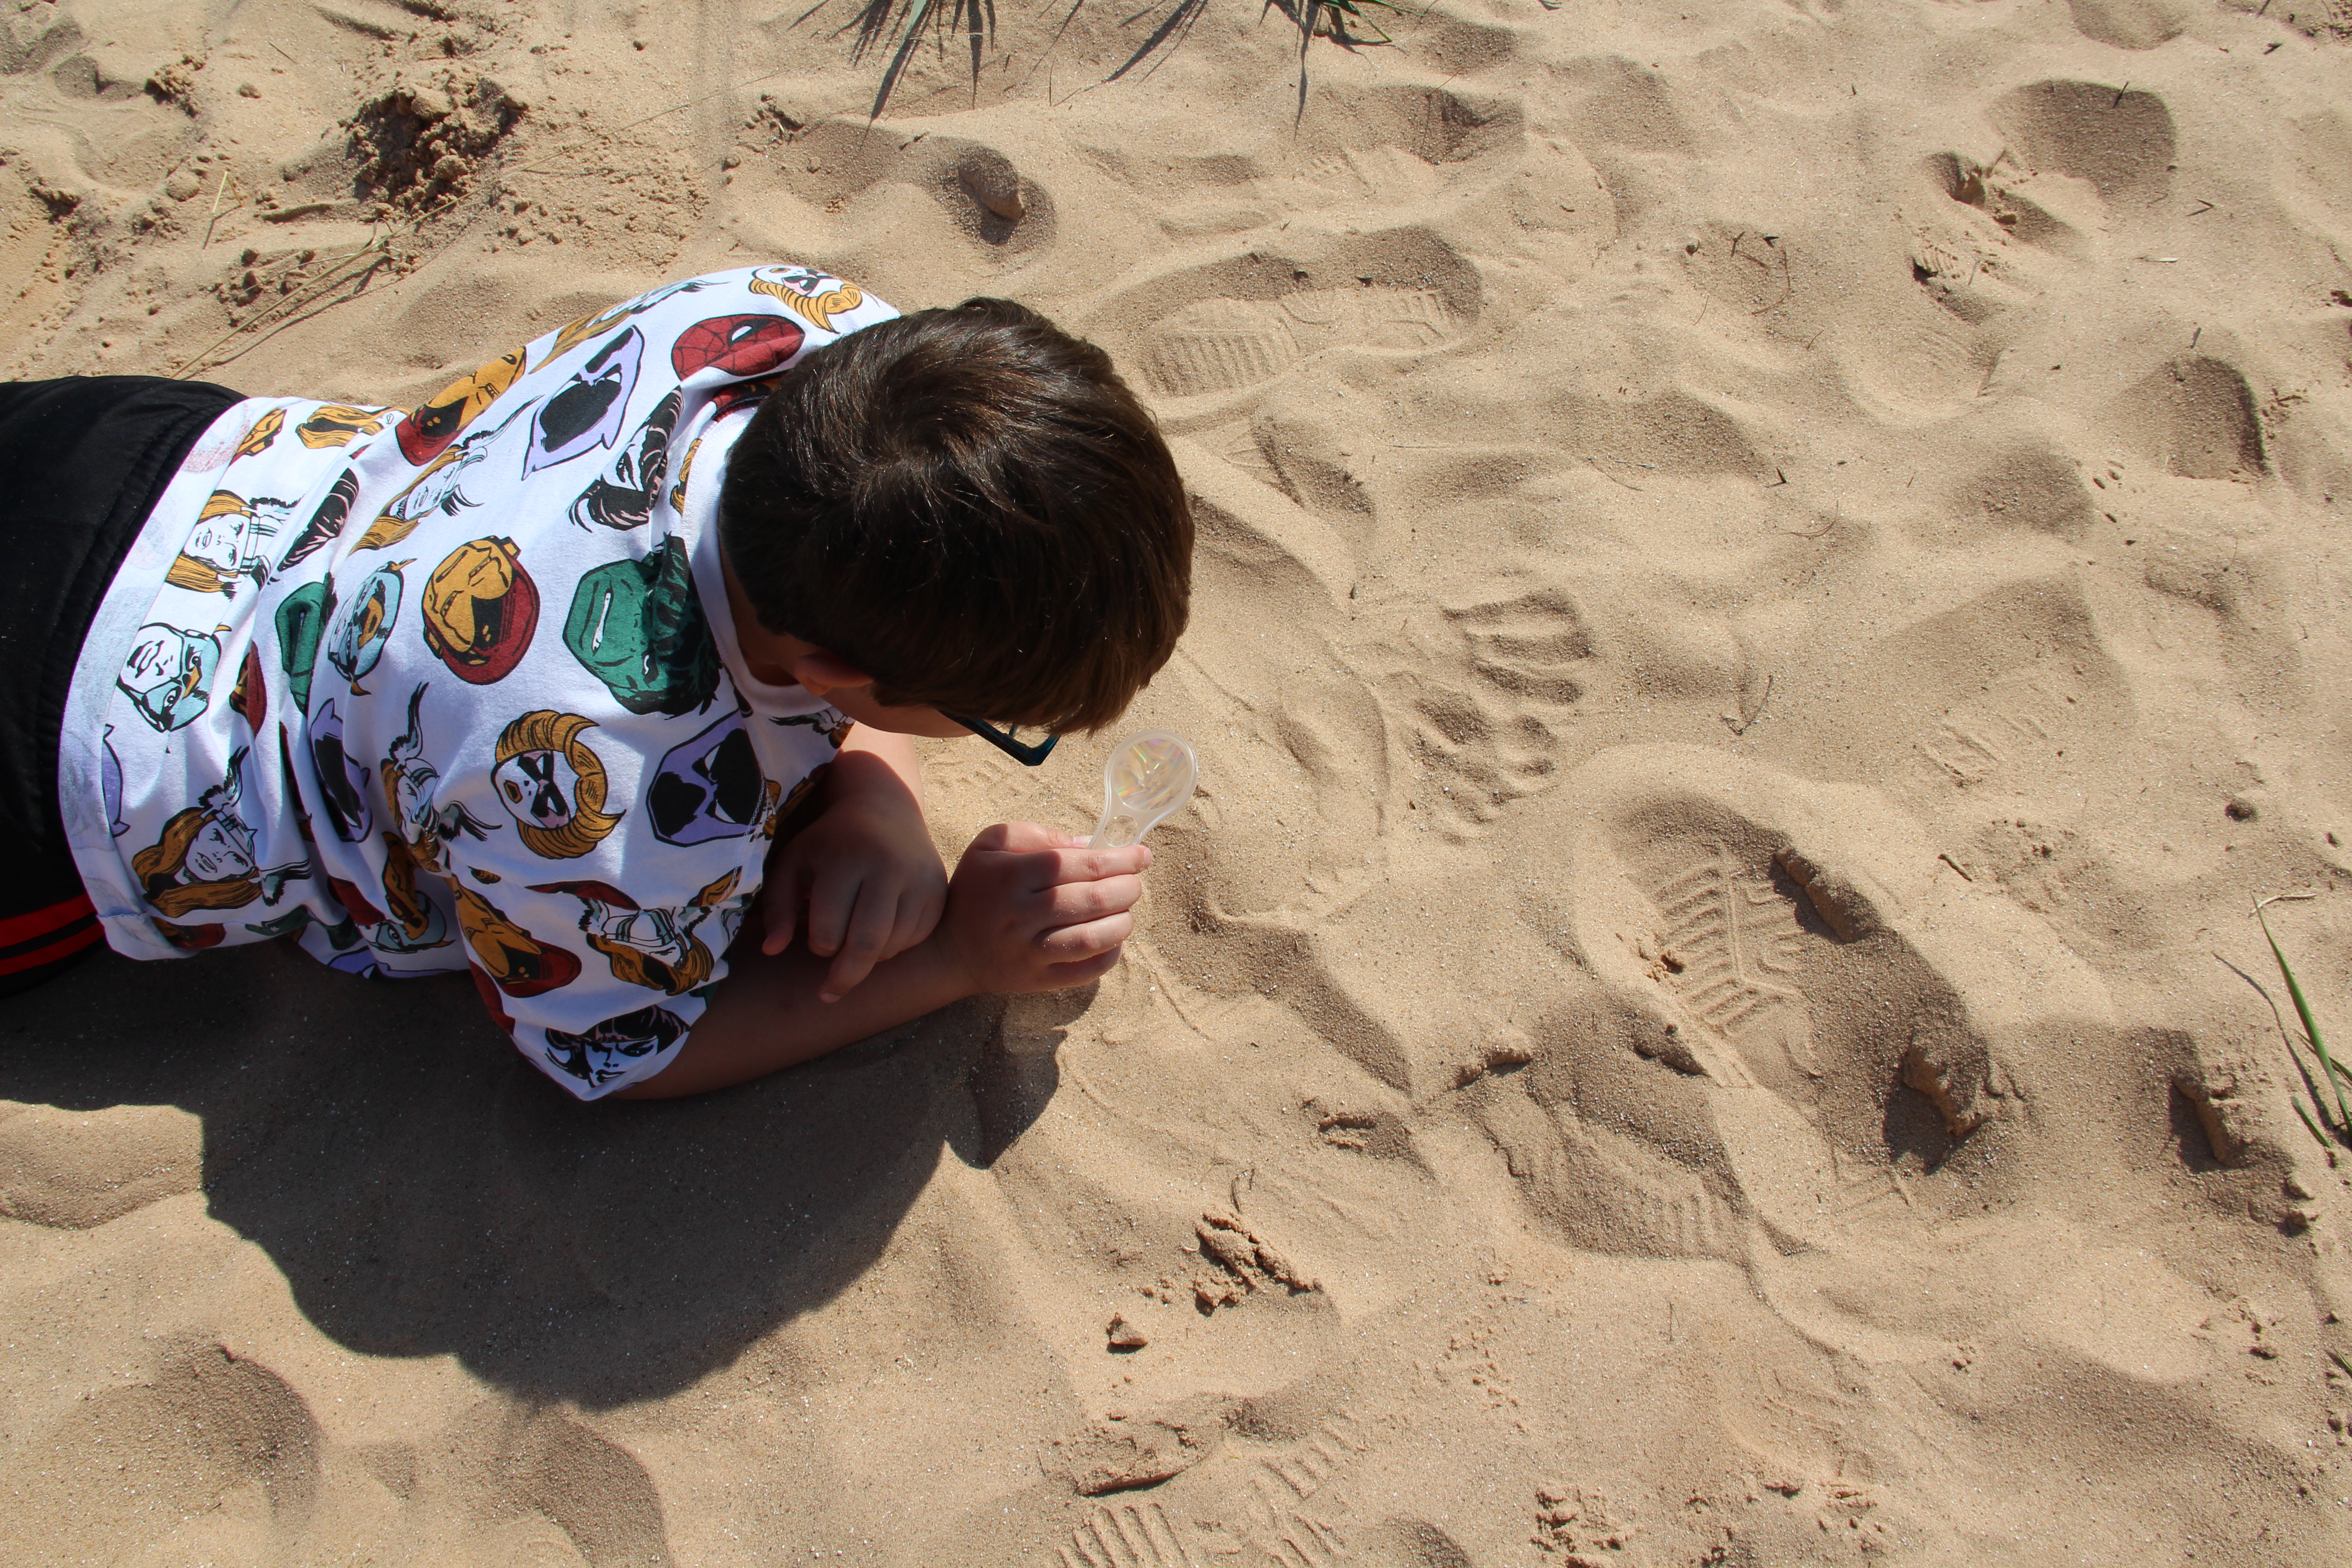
top-left (717, 298), bottom-right (1192, 735)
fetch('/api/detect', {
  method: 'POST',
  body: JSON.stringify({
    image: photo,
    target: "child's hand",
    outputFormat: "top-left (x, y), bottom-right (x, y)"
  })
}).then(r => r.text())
top-left (939, 823), bottom-right (1152, 995)
top-left (761, 788), bottom-right (950, 1002)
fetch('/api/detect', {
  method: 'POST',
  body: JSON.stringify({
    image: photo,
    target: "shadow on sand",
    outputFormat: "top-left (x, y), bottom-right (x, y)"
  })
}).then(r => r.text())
top-left (0, 937), bottom-right (1077, 1408)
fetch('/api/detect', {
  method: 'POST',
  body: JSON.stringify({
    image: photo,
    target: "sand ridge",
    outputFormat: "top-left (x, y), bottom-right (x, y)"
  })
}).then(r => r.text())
top-left (6, 0), bottom-right (2352, 1560)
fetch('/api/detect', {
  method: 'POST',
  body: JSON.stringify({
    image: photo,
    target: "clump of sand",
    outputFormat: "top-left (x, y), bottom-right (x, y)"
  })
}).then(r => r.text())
top-left (5, 0), bottom-right (2352, 1561)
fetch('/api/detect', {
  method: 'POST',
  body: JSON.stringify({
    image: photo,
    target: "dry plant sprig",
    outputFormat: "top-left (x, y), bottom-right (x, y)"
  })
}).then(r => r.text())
top-left (167, 195), bottom-right (472, 381)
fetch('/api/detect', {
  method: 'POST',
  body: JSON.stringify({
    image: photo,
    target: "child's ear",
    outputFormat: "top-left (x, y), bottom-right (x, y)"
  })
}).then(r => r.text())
top-left (784, 648), bottom-right (877, 695)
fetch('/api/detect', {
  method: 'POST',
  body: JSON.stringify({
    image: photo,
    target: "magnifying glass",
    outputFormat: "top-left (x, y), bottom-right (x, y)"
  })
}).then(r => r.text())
top-left (1087, 730), bottom-right (1198, 850)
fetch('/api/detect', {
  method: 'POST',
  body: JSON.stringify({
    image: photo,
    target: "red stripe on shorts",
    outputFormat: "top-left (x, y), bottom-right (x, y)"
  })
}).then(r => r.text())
top-left (0, 920), bottom-right (101, 975)
top-left (0, 892), bottom-right (95, 950)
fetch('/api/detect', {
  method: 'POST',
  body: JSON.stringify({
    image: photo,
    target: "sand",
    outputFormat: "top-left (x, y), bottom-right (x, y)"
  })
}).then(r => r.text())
top-left (5, 0), bottom-right (2352, 1560)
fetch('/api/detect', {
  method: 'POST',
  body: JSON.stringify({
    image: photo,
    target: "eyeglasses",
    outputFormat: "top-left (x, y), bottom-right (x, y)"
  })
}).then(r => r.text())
top-left (950, 715), bottom-right (1059, 766)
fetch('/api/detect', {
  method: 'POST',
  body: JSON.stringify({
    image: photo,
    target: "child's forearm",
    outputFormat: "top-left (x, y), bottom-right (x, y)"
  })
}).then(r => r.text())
top-left (830, 724), bottom-right (923, 808)
top-left (611, 921), bottom-right (975, 1099)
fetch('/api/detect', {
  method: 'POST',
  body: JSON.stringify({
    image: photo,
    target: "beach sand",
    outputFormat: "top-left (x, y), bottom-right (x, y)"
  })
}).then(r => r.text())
top-left (5, 0), bottom-right (2352, 1560)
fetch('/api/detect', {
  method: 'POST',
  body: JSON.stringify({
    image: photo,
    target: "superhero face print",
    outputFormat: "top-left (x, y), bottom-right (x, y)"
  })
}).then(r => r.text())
top-left (529, 869), bottom-right (738, 996)
top-left (356, 410), bottom-right (521, 552)
top-left (382, 684), bottom-right (500, 872)
top-left (649, 707), bottom-right (781, 845)
top-left (560, 538), bottom-right (719, 716)
top-left (569, 388), bottom-right (682, 532)
top-left (368, 834), bottom-right (450, 954)
top-left (671, 313), bottom-right (804, 380)
top-left (525, 328), bottom-right (644, 477)
top-left (422, 538), bottom-right (539, 684)
top-left (274, 469), bottom-right (361, 576)
top-left (542, 1003), bottom-right (686, 1090)
top-left (129, 745), bottom-right (305, 918)
top-left (491, 710), bottom-right (622, 859)
top-left (749, 265), bottom-right (864, 333)
top-left (309, 698), bottom-right (374, 842)
top-left (273, 579), bottom-right (335, 715)
top-left (544, 279), bottom-right (710, 363)
top-left (118, 622), bottom-right (225, 733)
top-left (167, 490), bottom-right (295, 596)
top-left (454, 885), bottom-right (582, 998)
top-left (395, 348), bottom-right (528, 466)
top-left (326, 558), bottom-right (408, 694)
top-left (295, 404), bottom-right (389, 449)
top-left (235, 407), bottom-right (285, 458)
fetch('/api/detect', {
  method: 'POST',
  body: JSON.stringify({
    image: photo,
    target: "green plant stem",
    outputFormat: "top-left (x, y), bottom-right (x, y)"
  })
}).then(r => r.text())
top-left (2258, 899), bottom-right (2350, 1131)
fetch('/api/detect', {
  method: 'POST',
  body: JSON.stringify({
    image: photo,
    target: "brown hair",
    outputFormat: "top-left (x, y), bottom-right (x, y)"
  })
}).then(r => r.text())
top-left (718, 298), bottom-right (1192, 735)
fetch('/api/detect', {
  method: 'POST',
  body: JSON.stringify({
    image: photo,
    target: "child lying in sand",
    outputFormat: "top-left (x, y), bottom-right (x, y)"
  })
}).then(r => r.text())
top-left (0, 267), bottom-right (1192, 1099)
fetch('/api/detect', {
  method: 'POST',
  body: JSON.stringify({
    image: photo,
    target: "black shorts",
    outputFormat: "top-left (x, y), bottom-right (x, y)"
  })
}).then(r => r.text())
top-left (0, 375), bottom-right (243, 996)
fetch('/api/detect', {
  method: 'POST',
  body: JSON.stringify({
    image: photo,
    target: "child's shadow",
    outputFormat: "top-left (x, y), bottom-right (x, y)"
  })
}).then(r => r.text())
top-left (0, 939), bottom-right (1046, 1408)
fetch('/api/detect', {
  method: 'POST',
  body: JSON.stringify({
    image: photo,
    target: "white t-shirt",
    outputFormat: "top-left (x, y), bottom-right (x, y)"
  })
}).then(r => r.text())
top-left (60, 265), bottom-right (899, 1098)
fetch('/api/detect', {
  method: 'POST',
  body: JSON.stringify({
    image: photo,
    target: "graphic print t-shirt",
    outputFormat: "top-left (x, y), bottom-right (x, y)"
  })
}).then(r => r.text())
top-left (61, 266), bottom-right (897, 1098)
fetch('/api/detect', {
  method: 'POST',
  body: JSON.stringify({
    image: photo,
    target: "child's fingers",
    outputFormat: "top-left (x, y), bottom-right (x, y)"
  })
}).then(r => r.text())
top-left (759, 858), bottom-right (805, 956)
top-left (802, 870), bottom-right (858, 960)
top-left (1037, 910), bottom-right (1135, 964)
top-left (1045, 873), bottom-right (1143, 925)
top-left (885, 887), bottom-right (943, 961)
top-left (1042, 843), bottom-right (1151, 889)
top-left (819, 885), bottom-right (901, 1001)
top-left (971, 821), bottom-right (1063, 855)
top-left (1040, 945), bottom-right (1125, 990)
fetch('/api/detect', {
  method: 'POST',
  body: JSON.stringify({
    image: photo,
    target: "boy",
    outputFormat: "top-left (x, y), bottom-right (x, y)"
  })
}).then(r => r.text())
top-left (0, 265), bottom-right (1192, 1100)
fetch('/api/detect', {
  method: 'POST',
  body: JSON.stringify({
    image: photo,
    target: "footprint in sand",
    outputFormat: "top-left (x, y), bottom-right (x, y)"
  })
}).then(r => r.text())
top-left (1234, 1406), bottom-right (1368, 1525)
top-left (1913, 663), bottom-right (2106, 798)
top-left (1387, 586), bottom-right (1592, 833)
top-left (1059, 1501), bottom-right (1204, 1568)
top-left (2111, 354), bottom-right (2267, 480)
top-left (1460, 992), bottom-right (1738, 1263)
top-left (735, 118), bottom-right (1054, 255)
top-left (1921, 152), bottom-right (2080, 260)
top-left (0, 1341), bottom-right (321, 1564)
top-left (2063, 0), bottom-right (2190, 52)
top-left (1140, 289), bottom-right (1461, 402)
top-left (1152, 1389), bottom-right (1449, 1568)
top-left (1989, 80), bottom-right (2175, 203)
top-left (0, 1099), bottom-right (201, 1228)
top-left (1517, 747), bottom-right (2112, 1259)
top-left (1225, 1511), bottom-right (1471, 1568)
top-left (458, 1404), bottom-right (674, 1567)
top-left (1095, 230), bottom-right (1480, 411)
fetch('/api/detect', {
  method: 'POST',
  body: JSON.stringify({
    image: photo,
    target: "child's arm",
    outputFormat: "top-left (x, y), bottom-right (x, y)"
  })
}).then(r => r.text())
top-left (612, 823), bottom-right (1150, 1099)
top-left (757, 725), bottom-right (948, 1002)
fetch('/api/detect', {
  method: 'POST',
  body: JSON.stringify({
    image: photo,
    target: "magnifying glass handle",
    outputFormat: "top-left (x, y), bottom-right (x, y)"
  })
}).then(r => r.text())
top-left (1088, 812), bottom-right (1141, 851)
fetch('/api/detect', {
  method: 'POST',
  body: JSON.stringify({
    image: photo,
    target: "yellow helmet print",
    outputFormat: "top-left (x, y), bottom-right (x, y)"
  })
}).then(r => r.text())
top-left (421, 537), bottom-right (540, 684)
